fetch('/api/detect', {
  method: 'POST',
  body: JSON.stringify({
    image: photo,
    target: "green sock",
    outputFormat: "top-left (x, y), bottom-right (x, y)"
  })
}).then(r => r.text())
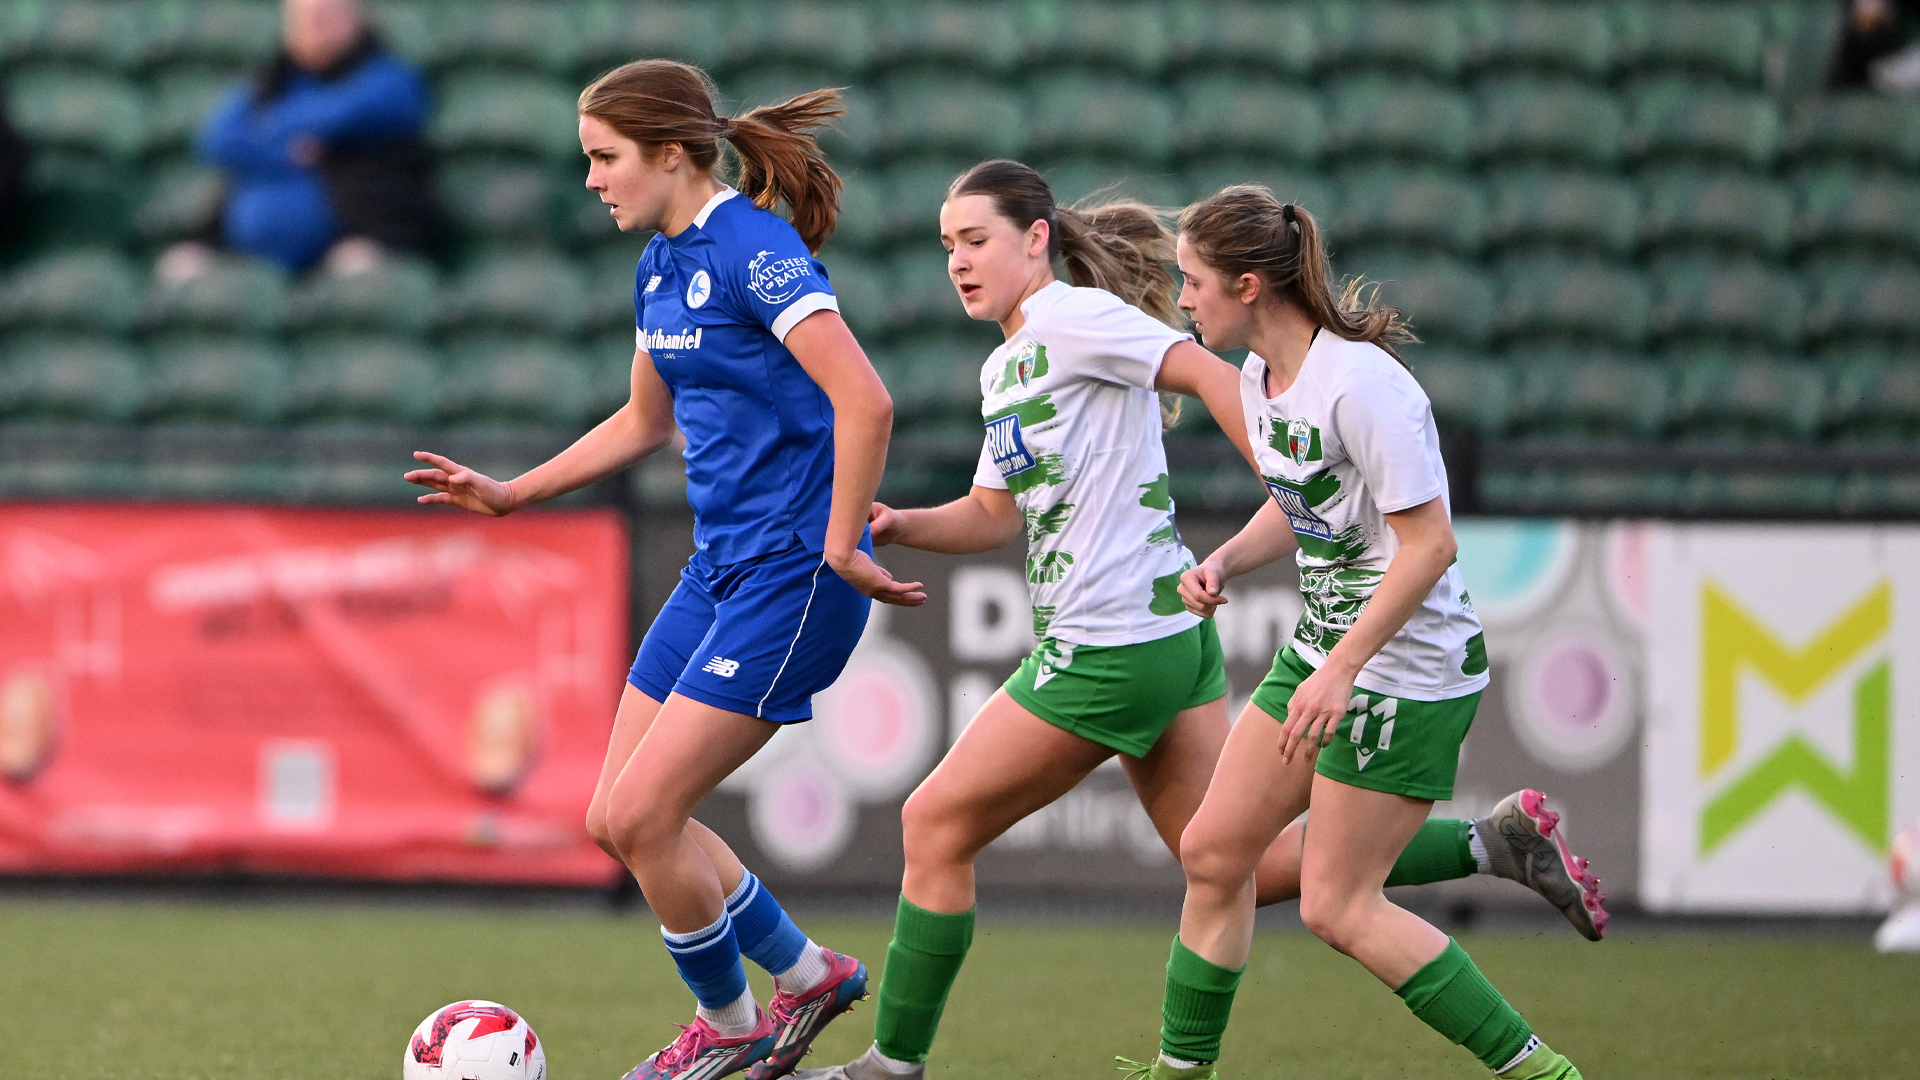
top-left (872, 896), bottom-right (974, 1064)
top-left (1394, 939), bottom-right (1535, 1072)
top-left (1384, 819), bottom-right (1478, 888)
top-left (1159, 935), bottom-right (1243, 1064)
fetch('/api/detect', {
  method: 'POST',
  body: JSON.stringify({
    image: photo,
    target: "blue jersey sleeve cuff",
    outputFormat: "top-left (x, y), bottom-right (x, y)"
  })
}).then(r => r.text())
top-left (770, 292), bottom-right (839, 343)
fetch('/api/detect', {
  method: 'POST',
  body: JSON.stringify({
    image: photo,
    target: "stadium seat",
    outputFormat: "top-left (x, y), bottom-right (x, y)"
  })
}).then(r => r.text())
top-left (146, 68), bottom-right (239, 156)
top-left (723, 1), bottom-right (870, 75)
top-left (365, 0), bottom-right (459, 70)
top-left (1043, 164), bottom-right (1184, 211)
top-left (718, 74), bottom-right (881, 162)
top-left (0, 249), bottom-right (143, 335)
top-left (1796, 169), bottom-right (1920, 258)
top-left (1475, 79), bottom-right (1623, 167)
top-left (439, 338), bottom-right (591, 427)
top-left (441, 251), bottom-right (586, 336)
top-left (889, 335), bottom-right (999, 418)
top-left (1804, 259), bottom-right (1920, 346)
top-left (1326, 77), bottom-right (1475, 165)
top-left (436, 1), bottom-right (581, 75)
top-left (1025, 1), bottom-right (1171, 76)
top-left (1321, 1), bottom-right (1468, 79)
top-left (1678, 469), bottom-right (1839, 516)
top-left (1839, 471), bottom-right (1920, 516)
top-left (579, 244), bottom-right (643, 334)
top-left (1332, 169), bottom-right (1487, 256)
top-left (1484, 171), bottom-right (1641, 257)
top-left (1627, 81), bottom-right (1780, 169)
top-left (4, 2), bottom-right (147, 70)
top-left (144, 256), bottom-right (289, 336)
top-left (820, 252), bottom-right (889, 339)
top-left (136, 420), bottom-right (290, 501)
top-left (288, 335), bottom-right (441, 423)
top-left (1784, 92), bottom-right (1920, 169)
top-left (142, 1), bottom-right (280, 69)
top-left (0, 335), bottom-right (145, 422)
top-left (430, 73), bottom-right (579, 159)
top-left (1496, 256), bottom-right (1651, 348)
top-left (0, 419), bottom-right (141, 497)
top-left (1178, 77), bottom-right (1324, 163)
top-left (144, 336), bottom-right (292, 423)
top-left (587, 332), bottom-right (635, 418)
top-left (1465, 1), bottom-right (1613, 79)
top-left (1650, 256), bottom-right (1805, 350)
top-left (1410, 352), bottom-right (1512, 436)
top-left (871, 1), bottom-right (1024, 74)
top-left (1612, 1), bottom-right (1768, 85)
top-left (1512, 356), bottom-right (1670, 438)
top-left (827, 170), bottom-right (888, 250)
top-left (8, 68), bottom-right (144, 160)
top-left (880, 76), bottom-right (1026, 160)
top-left (1169, 2), bottom-right (1320, 79)
top-left (888, 249), bottom-right (968, 333)
top-left (882, 159), bottom-right (973, 243)
top-left (573, 0), bottom-right (729, 73)
top-left (1026, 77), bottom-right (1178, 162)
top-left (1668, 354), bottom-right (1825, 441)
top-left (1344, 253), bottom-right (1495, 347)
top-left (437, 157), bottom-right (567, 242)
top-left (1641, 171), bottom-right (1795, 257)
top-left (134, 161), bottom-right (223, 245)
top-left (288, 257), bottom-right (440, 337)
top-left (1826, 353), bottom-right (1920, 443)
top-left (1183, 162), bottom-right (1335, 218)
top-left (1498, 466), bottom-right (1684, 515)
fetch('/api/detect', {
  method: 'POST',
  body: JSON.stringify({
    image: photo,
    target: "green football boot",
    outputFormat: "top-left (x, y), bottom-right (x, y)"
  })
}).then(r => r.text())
top-left (1116, 1055), bottom-right (1219, 1080)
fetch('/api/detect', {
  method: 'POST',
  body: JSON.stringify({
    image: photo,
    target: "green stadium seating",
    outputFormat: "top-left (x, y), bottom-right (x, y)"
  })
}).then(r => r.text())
top-left (144, 256), bottom-right (288, 335)
top-left (1497, 257), bottom-right (1651, 347)
top-left (587, 332), bottom-right (634, 418)
top-left (0, 419), bottom-right (142, 497)
top-left (820, 252), bottom-right (889, 338)
top-left (1043, 164), bottom-right (1183, 210)
top-left (1669, 354), bottom-right (1825, 441)
top-left (0, 249), bottom-right (143, 335)
top-left (1465, 1), bottom-right (1613, 79)
top-left (1826, 353), bottom-right (1920, 443)
top-left (719, 74), bottom-right (880, 162)
top-left (1784, 93), bottom-right (1920, 169)
top-left (1484, 171), bottom-right (1641, 256)
top-left (887, 249), bottom-right (966, 333)
top-left (887, 336), bottom-right (998, 419)
top-left (1839, 472), bottom-right (1920, 516)
top-left (1796, 169), bottom-right (1920, 258)
top-left (146, 68), bottom-right (236, 156)
top-left (144, 336), bottom-right (291, 423)
top-left (1025, 1), bottom-right (1170, 77)
top-left (1409, 351), bottom-right (1512, 435)
top-left (1182, 162), bottom-right (1335, 217)
top-left (8, 68), bottom-right (145, 160)
top-left (872, 1), bottom-right (1025, 74)
top-left (440, 338), bottom-right (590, 427)
top-left (1475, 79), bottom-right (1623, 167)
top-left (437, 157), bottom-right (567, 242)
top-left (430, 73), bottom-right (578, 159)
top-left (365, 0), bottom-right (457, 70)
top-left (1512, 355), bottom-right (1669, 438)
top-left (880, 77), bottom-right (1026, 160)
top-left (288, 335), bottom-right (440, 423)
top-left (21, 167), bottom-right (141, 249)
top-left (142, 1), bottom-right (279, 69)
top-left (134, 160), bottom-right (223, 244)
top-left (441, 250), bottom-right (586, 336)
top-left (1026, 76), bottom-right (1178, 162)
top-left (1178, 77), bottom-right (1324, 162)
top-left (5, 2), bottom-right (147, 70)
top-left (438, 1), bottom-right (581, 75)
top-left (1322, 2), bottom-right (1469, 79)
top-left (583, 245), bottom-right (642, 334)
top-left (0, 335), bottom-right (145, 421)
top-left (1333, 168), bottom-right (1486, 255)
top-left (882, 160), bottom-right (971, 243)
top-left (1650, 256), bottom-right (1805, 350)
top-left (723, 2), bottom-right (871, 75)
top-left (137, 420), bottom-right (290, 500)
top-left (1641, 171), bottom-right (1795, 256)
top-left (1613, 1), bottom-right (1768, 85)
top-left (1804, 259), bottom-right (1920, 346)
top-left (288, 258), bottom-right (440, 337)
top-left (828, 170), bottom-right (888, 250)
top-left (1327, 77), bottom-right (1474, 164)
top-left (1679, 469), bottom-right (1839, 515)
top-left (1170, 2), bottom-right (1321, 79)
top-left (1480, 465), bottom-right (1683, 514)
top-left (572, 1), bottom-right (727, 72)
top-left (1627, 81), bottom-right (1779, 169)
top-left (1347, 253), bottom-right (1496, 347)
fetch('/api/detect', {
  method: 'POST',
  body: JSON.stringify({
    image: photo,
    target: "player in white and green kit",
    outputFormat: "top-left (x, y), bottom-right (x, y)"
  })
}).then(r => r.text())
top-left (1124, 186), bottom-right (1595, 1080)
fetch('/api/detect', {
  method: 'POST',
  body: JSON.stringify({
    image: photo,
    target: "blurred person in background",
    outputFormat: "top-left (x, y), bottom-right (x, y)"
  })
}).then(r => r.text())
top-left (1829, 0), bottom-right (1920, 92)
top-left (161, 0), bottom-right (438, 280)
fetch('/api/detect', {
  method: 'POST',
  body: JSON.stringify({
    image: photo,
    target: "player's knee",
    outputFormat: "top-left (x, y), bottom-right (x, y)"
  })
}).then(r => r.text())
top-left (602, 788), bottom-right (681, 861)
top-left (1297, 890), bottom-right (1361, 951)
top-left (900, 786), bottom-right (970, 866)
top-left (1179, 820), bottom-right (1248, 891)
top-left (583, 802), bottom-right (618, 855)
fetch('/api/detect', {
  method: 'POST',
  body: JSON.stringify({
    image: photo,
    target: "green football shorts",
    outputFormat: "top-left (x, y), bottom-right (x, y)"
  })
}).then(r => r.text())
top-left (1248, 646), bottom-right (1480, 801)
top-left (1003, 620), bottom-right (1227, 758)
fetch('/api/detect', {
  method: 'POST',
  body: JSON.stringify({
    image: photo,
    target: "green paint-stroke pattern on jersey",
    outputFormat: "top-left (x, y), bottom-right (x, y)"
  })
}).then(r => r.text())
top-left (993, 343), bottom-right (1050, 393)
top-left (986, 394), bottom-right (1059, 429)
top-left (1149, 570), bottom-right (1189, 617)
top-left (1027, 550), bottom-right (1076, 584)
top-left (1295, 564), bottom-right (1386, 656)
top-left (1138, 472), bottom-right (1173, 510)
top-left (1025, 503), bottom-right (1073, 543)
top-left (1032, 603), bottom-right (1057, 637)
top-left (1271, 419), bottom-right (1323, 462)
top-left (1146, 521), bottom-right (1179, 548)
top-left (1266, 469), bottom-right (1370, 563)
top-left (1462, 631), bottom-right (1488, 676)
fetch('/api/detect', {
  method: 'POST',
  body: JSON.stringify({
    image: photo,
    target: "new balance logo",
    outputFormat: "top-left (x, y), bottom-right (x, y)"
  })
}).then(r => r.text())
top-left (702, 656), bottom-right (740, 678)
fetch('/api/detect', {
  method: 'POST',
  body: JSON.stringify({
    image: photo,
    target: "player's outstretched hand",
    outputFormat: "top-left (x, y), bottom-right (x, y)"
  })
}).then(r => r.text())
top-left (829, 548), bottom-right (927, 607)
top-left (1178, 562), bottom-right (1229, 618)
top-left (868, 501), bottom-right (908, 546)
top-left (405, 451), bottom-right (518, 516)
top-left (1280, 662), bottom-right (1355, 764)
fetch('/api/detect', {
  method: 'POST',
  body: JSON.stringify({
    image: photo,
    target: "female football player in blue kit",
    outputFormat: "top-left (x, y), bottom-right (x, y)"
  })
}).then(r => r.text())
top-left (405, 61), bottom-right (919, 1080)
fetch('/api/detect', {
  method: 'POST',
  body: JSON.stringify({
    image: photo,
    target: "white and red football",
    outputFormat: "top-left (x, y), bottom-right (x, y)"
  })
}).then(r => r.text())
top-left (403, 1000), bottom-right (546, 1080)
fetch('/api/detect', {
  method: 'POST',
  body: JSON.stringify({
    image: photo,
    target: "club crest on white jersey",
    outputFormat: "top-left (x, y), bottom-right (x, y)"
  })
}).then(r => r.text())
top-left (686, 269), bottom-right (712, 308)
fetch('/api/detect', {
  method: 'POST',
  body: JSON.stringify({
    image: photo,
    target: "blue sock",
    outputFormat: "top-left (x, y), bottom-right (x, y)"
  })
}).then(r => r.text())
top-left (661, 910), bottom-right (749, 1009)
top-left (726, 871), bottom-right (809, 975)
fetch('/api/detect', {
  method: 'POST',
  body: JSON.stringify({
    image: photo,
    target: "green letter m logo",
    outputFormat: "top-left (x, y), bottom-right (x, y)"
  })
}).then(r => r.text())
top-left (1697, 582), bottom-right (1891, 855)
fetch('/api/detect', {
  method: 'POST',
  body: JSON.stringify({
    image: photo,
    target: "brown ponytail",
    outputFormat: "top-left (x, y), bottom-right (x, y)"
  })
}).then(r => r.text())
top-left (578, 60), bottom-right (845, 251)
top-left (1179, 185), bottom-right (1416, 365)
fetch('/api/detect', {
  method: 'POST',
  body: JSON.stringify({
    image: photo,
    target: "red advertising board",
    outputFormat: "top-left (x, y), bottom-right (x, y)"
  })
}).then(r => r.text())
top-left (0, 504), bottom-right (628, 884)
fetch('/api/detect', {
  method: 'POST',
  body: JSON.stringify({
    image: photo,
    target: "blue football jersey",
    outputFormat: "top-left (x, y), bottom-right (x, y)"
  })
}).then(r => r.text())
top-left (634, 188), bottom-right (843, 563)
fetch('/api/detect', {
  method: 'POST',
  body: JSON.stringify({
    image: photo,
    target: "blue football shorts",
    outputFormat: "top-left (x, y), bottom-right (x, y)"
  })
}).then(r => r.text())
top-left (627, 537), bottom-right (872, 723)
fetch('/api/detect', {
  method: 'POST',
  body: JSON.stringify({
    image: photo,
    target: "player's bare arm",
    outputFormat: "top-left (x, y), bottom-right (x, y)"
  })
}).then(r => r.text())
top-left (869, 485), bottom-right (1022, 555)
top-left (1178, 500), bottom-right (1299, 618)
top-left (1153, 341), bottom-right (1256, 470)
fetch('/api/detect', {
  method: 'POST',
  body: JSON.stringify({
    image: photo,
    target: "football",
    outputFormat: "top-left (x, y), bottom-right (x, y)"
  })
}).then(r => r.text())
top-left (403, 1000), bottom-right (546, 1080)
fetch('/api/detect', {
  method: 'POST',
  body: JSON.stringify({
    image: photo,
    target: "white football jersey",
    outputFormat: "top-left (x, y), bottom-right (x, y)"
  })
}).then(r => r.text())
top-left (1242, 332), bottom-right (1488, 701)
top-left (972, 281), bottom-right (1202, 647)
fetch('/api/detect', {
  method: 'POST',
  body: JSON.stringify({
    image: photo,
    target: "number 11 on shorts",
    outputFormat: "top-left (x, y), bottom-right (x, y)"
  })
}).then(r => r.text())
top-left (1348, 694), bottom-right (1397, 770)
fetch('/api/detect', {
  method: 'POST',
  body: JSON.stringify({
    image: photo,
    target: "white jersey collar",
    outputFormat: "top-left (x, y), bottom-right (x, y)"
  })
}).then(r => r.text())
top-left (691, 186), bottom-right (739, 229)
top-left (1016, 279), bottom-right (1073, 323)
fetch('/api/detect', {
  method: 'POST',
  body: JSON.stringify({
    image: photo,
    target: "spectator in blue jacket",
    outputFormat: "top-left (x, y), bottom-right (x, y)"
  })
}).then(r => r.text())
top-left (189, 0), bottom-right (439, 274)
